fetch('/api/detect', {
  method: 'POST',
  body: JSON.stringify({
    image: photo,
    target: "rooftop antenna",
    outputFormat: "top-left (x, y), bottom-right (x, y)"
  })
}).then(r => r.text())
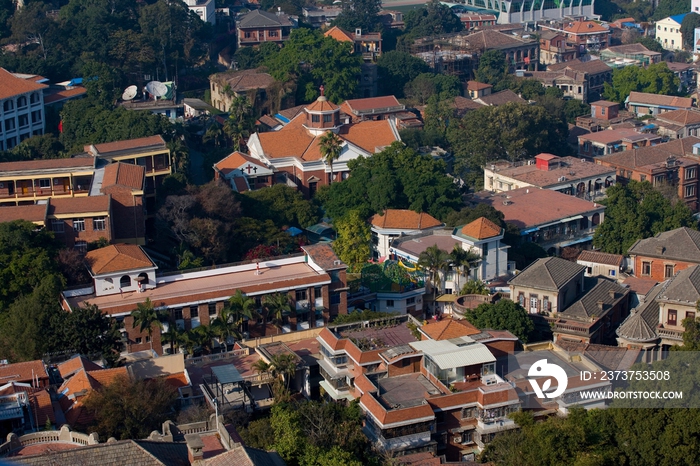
top-left (121, 85), bottom-right (138, 101)
top-left (145, 81), bottom-right (167, 101)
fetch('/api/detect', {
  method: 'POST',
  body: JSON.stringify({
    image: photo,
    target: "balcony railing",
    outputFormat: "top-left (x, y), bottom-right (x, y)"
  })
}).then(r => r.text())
top-left (658, 327), bottom-right (684, 341)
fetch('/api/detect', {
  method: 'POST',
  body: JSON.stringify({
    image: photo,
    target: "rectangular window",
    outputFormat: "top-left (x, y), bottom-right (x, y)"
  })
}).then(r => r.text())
top-left (407, 297), bottom-right (416, 305)
top-left (601, 108), bottom-right (606, 115)
top-left (296, 290), bottom-right (307, 301)
top-left (315, 287), bottom-right (322, 299)
top-left (642, 261), bottom-right (651, 276)
top-left (686, 168), bottom-right (696, 180)
top-left (685, 185), bottom-right (696, 198)
top-left (38, 179), bottom-right (50, 188)
top-left (665, 264), bottom-right (675, 278)
top-left (74, 241), bottom-right (87, 254)
top-left (668, 309), bottom-right (677, 326)
top-left (323, 114), bottom-right (332, 123)
top-left (609, 269), bottom-right (616, 276)
top-left (331, 293), bottom-right (341, 305)
top-left (93, 217), bottom-right (106, 231)
top-left (640, 174), bottom-right (646, 182)
top-left (31, 110), bottom-right (41, 124)
top-left (172, 308), bottom-right (183, 321)
top-left (686, 311), bottom-right (696, 325)
top-left (135, 337), bottom-right (142, 344)
top-left (311, 114), bottom-right (320, 123)
top-left (73, 218), bottom-right (85, 232)
top-left (208, 302), bottom-right (217, 316)
top-left (386, 299), bottom-right (394, 307)
top-left (190, 305), bottom-right (199, 318)
top-left (5, 119), bottom-right (15, 132)
top-left (18, 114), bottom-right (28, 128)
top-left (51, 219), bottom-right (64, 233)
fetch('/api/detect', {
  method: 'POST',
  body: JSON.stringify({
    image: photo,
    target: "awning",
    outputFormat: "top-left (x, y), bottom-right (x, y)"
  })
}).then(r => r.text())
top-left (211, 365), bottom-right (243, 384)
top-left (435, 294), bottom-right (457, 302)
top-left (559, 215), bottom-right (583, 223)
top-left (520, 227), bottom-right (540, 235)
top-left (558, 235), bottom-right (593, 248)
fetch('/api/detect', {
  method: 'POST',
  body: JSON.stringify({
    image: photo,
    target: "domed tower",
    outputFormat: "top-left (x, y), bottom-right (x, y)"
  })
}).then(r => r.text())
top-left (303, 86), bottom-right (340, 136)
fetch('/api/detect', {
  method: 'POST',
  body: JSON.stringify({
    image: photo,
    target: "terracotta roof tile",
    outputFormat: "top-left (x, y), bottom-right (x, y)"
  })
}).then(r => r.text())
top-left (460, 217), bottom-right (502, 240)
top-left (627, 91), bottom-right (693, 108)
top-left (467, 81), bottom-right (492, 91)
top-left (654, 109), bottom-right (700, 126)
top-left (302, 243), bottom-right (346, 270)
top-left (324, 25), bottom-right (355, 42)
top-left (0, 157), bottom-right (94, 174)
top-left (476, 89), bottom-right (526, 106)
top-left (370, 209), bottom-right (443, 230)
top-left (0, 360), bottom-right (47, 384)
top-left (48, 195), bottom-right (110, 216)
top-left (87, 367), bottom-right (129, 388)
top-left (214, 151), bottom-right (267, 176)
top-left (0, 68), bottom-right (48, 100)
top-left (0, 204), bottom-right (47, 224)
top-left (338, 119), bottom-right (398, 153)
top-left (232, 177), bottom-right (249, 192)
top-left (43, 87), bottom-right (87, 104)
top-left (85, 244), bottom-right (155, 275)
top-left (343, 96), bottom-right (402, 112)
top-left (577, 250), bottom-right (623, 266)
top-left (420, 318), bottom-right (481, 340)
top-left (257, 113), bottom-right (316, 159)
top-left (101, 163), bottom-right (145, 190)
top-left (90, 135), bottom-right (166, 155)
top-left (305, 96), bottom-right (339, 112)
top-left (163, 372), bottom-right (189, 390)
top-left (57, 356), bottom-right (103, 379)
top-left (598, 136), bottom-right (700, 170)
top-left (564, 20), bottom-right (609, 34)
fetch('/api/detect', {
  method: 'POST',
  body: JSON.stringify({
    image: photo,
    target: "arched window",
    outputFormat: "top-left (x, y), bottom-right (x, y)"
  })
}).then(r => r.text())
top-left (30, 93), bottom-right (40, 104)
top-left (120, 275), bottom-right (131, 288)
top-left (592, 213), bottom-right (600, 226)
top-left (17, 96), bottom-right (27, 108)
top-left (137, 273), bottom-right (149, 285)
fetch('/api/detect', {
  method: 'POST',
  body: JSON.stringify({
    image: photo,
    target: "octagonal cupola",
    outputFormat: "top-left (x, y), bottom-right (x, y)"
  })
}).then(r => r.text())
top-left (303, 86), bottom-right (340, 135)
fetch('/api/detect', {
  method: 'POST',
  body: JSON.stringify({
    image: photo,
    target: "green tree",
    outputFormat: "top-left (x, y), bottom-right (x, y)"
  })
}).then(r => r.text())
top-left (603, 62), bottom-right (681, 103)
top-left (463, 298), bottom-right (534, 342)
top-left (592, 180), bottom-right (696, 254)
top-left (474, 50), bottom-right (509, 86)
top-left (84, 374), bottom-right (178, 440)
top-left (460, 279), bottom-right (489, 295)
top-left (263, 292), bottom-right (293, 334)
top-left (63, 304), bottom-right (123, 366)
top-left (652, 0), bottom-right (690, 20)
top-left (241, 184), bottom-right (321, 228)
top-left (403, 0), bottom-right (464, 39)
top-left (418, 245), bottom-right (450, 314)
top-left (636, 36), bottom-right (664, 53)
top-left (333, 0), bottom-right (382, 32)
top-left (224, 96), bottom-right (255, 151)
top-left (376, 51), bottom-right (430, 97)
top-left (450, 245), bottom-right (482, 291)
top-left (226, 290), bottom-right (258, 339)
top-left (404, 73), bottom-right (461, 106)
top-left (319, 131), bottom-right (344, 185)
top-left (445, 204), bottom-right (505, 228)
top-left (131, 298), bottom-right (167, 351)
top-left (332, 210), bottom-right (371, 267)
top-left (81, 60), bottom-right (123, 107)
top-left (681, 13), bottom-right (700, 50)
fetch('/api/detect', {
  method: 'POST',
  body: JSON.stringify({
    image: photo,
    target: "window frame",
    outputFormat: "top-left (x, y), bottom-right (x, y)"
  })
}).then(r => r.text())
top-left (73, 218), bottom-right (85, 232)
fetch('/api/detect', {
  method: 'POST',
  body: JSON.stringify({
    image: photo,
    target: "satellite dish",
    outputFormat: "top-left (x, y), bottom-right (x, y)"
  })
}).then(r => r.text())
top-left (122, 85), bottom-right (138, 101)
top-left (146, 81), bottom-right (168, 97)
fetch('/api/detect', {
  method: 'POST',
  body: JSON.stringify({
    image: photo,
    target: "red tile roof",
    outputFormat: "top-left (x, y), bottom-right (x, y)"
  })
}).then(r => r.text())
top-left (0, 204), bottom-right (47, 224)
top-left (90, 135), bottom-right (167, 155)
top-left (57, 356), bottom-right (103, 379)
top-left (302, 243), bottom-right (346, 270)
top-left (370, 209), bottom-right (443, 230)
top-left (564, 20), bottom-right (609, 34)
top-left (467, 81), bottom-right (492, 91)
top-left (85, 244), bottom-right (155, 275)
top-left (460, 217), bottom-right (502, 240)
top-left (324, 26), bottom-right (354, 42)
top-left (627, 91), bottom-right (693, 109)
top-left (339, 119), bottom-right (398, 153)
top-left (655, 109), bottom-right (700, 126)
top-left (101, 163), bottom-right (145, 190)
top-left (48, 195), bottom-right (110, 216)
top-left (420, 318), bottom-right (481, 340)
top-left (88, 367), bottom-right (128, 388)
top-left (0, 68), bottom-right (48, 100)
top-left (214, 151), bottom-right (266, 176)
top-left (43, 87), bottom-right (87, 104)
top-left (0, 157), bottom-right (94, 173)
top-left (0, 360), bottom-right (48, 384)
top-left (305, 96), bottom-right (339, 112)
top-left (342, 96), bottom-right (402, 113)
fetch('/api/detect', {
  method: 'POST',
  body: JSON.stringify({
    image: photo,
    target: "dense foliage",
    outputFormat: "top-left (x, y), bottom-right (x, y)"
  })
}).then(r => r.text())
top-left (462, 299), bottom-right (535, 342)
top-left (592, 181), bottom-right (696, 254)
top-left (332, 210), bottom-right (371, 267)
top-left (318, 142), bottom-right (462, 221)
top-left (376, 51), bottom-right (430, 97)
top-left (603, 63), bottom-right (681, 104)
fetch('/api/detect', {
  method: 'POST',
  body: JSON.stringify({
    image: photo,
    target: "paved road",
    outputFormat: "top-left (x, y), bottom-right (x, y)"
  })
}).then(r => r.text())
top-left (188, 149), bottom-right (207, 185)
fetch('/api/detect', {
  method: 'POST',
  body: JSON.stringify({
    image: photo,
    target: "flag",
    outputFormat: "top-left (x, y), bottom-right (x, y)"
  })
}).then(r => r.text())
top-left (58, 120), bottom-right (63, 133)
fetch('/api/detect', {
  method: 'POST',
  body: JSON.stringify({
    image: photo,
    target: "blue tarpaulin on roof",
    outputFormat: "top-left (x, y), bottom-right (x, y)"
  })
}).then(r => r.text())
top-left (642, 124), bottom-right (656, 130)
top-left (68, 78), bottom-right (83, 87)
top-left (287, 227), bottom-right (303, 236)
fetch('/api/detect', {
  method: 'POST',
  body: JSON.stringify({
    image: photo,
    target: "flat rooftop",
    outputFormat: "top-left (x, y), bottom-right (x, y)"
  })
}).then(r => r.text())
top-left (391, 230), bottom-right (460, 259)
top-left (490, 156), bottom-right (615, 188)
top-left (501, 350), bottom-right (586, 383)
top-left (377, 373), bottom-right (441, 409)
top-left (337, 322), bottom-right (418, 350)
top-left (66, 261), bottom-right (330, 316)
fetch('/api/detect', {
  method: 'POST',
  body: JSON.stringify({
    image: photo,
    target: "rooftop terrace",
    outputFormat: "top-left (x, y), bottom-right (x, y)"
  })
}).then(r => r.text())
top-left (377, 373), bottom-right (442, 410)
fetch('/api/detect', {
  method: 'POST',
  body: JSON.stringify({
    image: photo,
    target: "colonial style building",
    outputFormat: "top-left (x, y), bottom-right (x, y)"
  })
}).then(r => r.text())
top-left (538, 30), bottom-right (578, 66)
top-left (653, 109), bottom-right (700, 139)
top-left (509, 257), bottom-right (586, 315)
top-left (324, 26), bottom-right (382, 61)
top-left (655, 14), bottom-right (686, 51)
top-left (236, 9), bottom-right (295, 48)
top-left (625, 91), bottom-right (693, 117)
top-left (577, 250), bottom-right (624, 278)
top-left (62, 244), bottom-right (349, 355)
top-left (370, 209), bottom-right (443, 260)
top-left (246, 94), bottom-right (400, 197)
top-left (208, 69), bottom-right (276, 114)
top-left (627, 227), bottom-right (700, 281)
top-left (547, 59), bottom-right (612, 100)
top-left (577, 127), bottom-right (661, 158)
top-left (0, 68), bottom-right (47, 151)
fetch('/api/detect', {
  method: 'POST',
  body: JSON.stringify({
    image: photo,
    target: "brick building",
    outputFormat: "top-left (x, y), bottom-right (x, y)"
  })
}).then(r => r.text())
top-left (236, 9), bottom-right (295, 48)
top-left (627, 227), bottom-right (700, 282)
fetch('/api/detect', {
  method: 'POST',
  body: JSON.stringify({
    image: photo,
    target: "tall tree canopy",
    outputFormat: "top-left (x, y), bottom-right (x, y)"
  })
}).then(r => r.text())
top-left (462, 299), bottom-right (535, 343)
top-left (447, 102), bottom-right (569, 189)
top-left (681, 13), bottom-right (700, 50)
top-left (333, 0), bottom-right (382, 32)
top-left (593, 180), bottom-right (696, 254)
top-left (474, 50), bottom-right (509, 86)
top-left (318, 142), bottom-right (462, 221)
top-left (376, 51), bottom-right (430, 97)
top-left (263, 29), bottom-right (363, 103)
top-left (603, 62), bottom-right (681, 103)
top-left (403, 0), bottom-right (464, 39)
top-left (333, 210), bottom-right (371, 267)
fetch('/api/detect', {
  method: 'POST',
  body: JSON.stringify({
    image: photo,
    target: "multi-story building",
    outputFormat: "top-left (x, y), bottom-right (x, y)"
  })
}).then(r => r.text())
top-left (599, 43), bottom-right (662, 68)
top-left (236, 10), bottom-right (295, 48)
top-left (509, 257), bottom-right (587, 314)
top-left (577, 127), bottom-right (661, 158)
top-left (473, 187), bottom-right (606, 252)
top-left (577, 250), bottom-right (624, 278)
top-left (560, 20), bottom-right (610, 52)
top-left (627, 227), bottom-right (700, 281)
top-left (246, 95), bottom-right (400, 198)
top-left (324, 26), bottom-right (382, 61)
top-left (653, 109), bottom-right (700, 139)
top-left (464, 81), bottom-right (492, 99)
top-left (370, 209), bottom-right (444, 260)
top-left (538, 30), bottom-right (578, 66)
top-left (338, 96), bottom-right (406, 124)
top-left (0, 68), bottom-right (47, 151)
top-left (47, 196), bottom-right (112, 252)
top-left (302, 6), bottom-right (342, 28)
top-left (458, 14), bottom-right (497, 29)
top-left (547, 59), bottom-right (612, 100)
top-left (655, 14), bottom-right (686, 51)
top-left (61, 243), bottom-right (349, 355)
top-left (484, 153), bottom-right (616, 199)
top-left (596, 137), bottom-right (700, 212)
top-left (625, 91), bottom-right (693, 117)
top-left (184, 0), bottom-right (215, 24)
top-left (208, 69), bottom-right (276, 114)
top-left (457, 0), bottom-right (594, 24)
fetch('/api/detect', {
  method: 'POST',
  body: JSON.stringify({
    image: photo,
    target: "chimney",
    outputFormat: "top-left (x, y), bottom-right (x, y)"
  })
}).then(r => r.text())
top-left (597, 300), bottom-right (604, 311)
top-left (656, 245), bottom-right (665, 255)
top-left (185, 434), bottom-right (204, 464)
top-left (608, 289), bottom-right (616, 299)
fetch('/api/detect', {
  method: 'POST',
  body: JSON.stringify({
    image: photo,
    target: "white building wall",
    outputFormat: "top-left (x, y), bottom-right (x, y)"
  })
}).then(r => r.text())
top-left (0, 90), bottom-right (45, 151)
top-left (656, 18), bottom-right (683, 51)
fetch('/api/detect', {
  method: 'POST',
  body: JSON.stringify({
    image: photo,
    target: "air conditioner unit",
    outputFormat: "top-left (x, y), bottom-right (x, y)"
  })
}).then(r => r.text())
top-left (453, 436), bottom-right (462, 443)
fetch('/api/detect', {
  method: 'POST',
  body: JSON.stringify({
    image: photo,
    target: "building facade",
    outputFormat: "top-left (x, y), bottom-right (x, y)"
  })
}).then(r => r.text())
top-left (236, 10), bottom-right (295, 48)
top-left (0, 68), bottom-right (47, 151)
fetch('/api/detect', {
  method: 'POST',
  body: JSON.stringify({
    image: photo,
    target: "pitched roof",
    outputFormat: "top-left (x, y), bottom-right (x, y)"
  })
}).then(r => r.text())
top-left (452, 96), bottom-right (486, 114)
top-left (464, 29), bottom-right (534, 50)
top-left (460, 217), bottom-right (502, 240)
top-left (0, 67), bottom-right (48, 100)
top-left (564, 20), bottom-right (609, 34)
top-left (209, 68), bottom-right (276, 92)
top-left (0, 157), bottom-right (95, 174)
top-left (324, 25), bottom-right (354, 42)
top-left (559, 277), bottom-right (628, 321)
top-left (628, 227), bottom-right (700, 262)
top-left (577, 127), bottom-right (641, 144)
top-left (508, 257), bottom-right (586, 291)
top-left (339, 119), bottom-right (398, 153)
top-left (85, 244), bottom-right (155, 275)
top-left (577, 250), bottom-right (623, 267)
top-left (591, 100), bottom-right (619, 107)
top-left (598, 136), bottom-right (700, 170)
top-left (669, 13), bottom-right (688, 25)
top-left (101, 162), bottom-right (145, 190)
top-left (341, 95), bottom-right (403, 113)
top-left (90, 135), bottom-right (167, 156)
top-left (305, 96), bottom-right (339, 112)
top-left (48, 195), bottom-right (111, 216)
top-left (467, 81), bottom-right (493, 91)
top-left (657, 264), bottom-right (700, 304)
top-left (654, 109), bottom-right (700, 126)
top-left (238, 9), bottom-right (294, 28)
top-left (214, 151), bottom-right (267, 176)
top-left (10, 439), bottom-right (190, 466)
top-left (602, 43), bottom-right (660, 56)
top-left (476, 89), bottom-right (526, 106)
top-left (420, 318), bottom-right (481, 340)
top-left (202, 445), bottom-right (284, 466)
top-left (302, 243), bottom-right (346, 270)
top-left (0, 360), bottom-right (47, 384)
top-left (0, 204), bottom-right (47, 224)
top-left (548, 58), bottom-right (612, 75)
top-left (627, 91), bottom-right (693, 109)
top-left (57, 356), bottom-right (103, 379)
top-left (370, 209), bottom-right (443, 230)
top-left (616, 281), bottom-right (664, 342)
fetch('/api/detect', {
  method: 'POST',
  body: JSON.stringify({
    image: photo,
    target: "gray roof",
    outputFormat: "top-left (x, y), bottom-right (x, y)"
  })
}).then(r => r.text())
top-left (238, 9), bottom-right (293, 28)
top-left (203, 445), bottom-right (286, 466)
top-left (616, 281), bottom-right (665, 342)
top-left (476, 89), bottom-right (527, 106)
top-left (508, 257), bottom-right (586, 291)
top-left (560, 277), bottom-right (629, 321)
top-left (627, 227), bottom-right (700, 263)
top-left (657, 264), bottom-right (700, 305)
top-left (9, 440), bottom-right (190, 466)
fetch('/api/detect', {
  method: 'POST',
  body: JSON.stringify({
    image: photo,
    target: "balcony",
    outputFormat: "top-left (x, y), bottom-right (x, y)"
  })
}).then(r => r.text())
top-left (658, 326), bottom-right (684, 341)
top-left (370, 429), bottom-right (433, 451)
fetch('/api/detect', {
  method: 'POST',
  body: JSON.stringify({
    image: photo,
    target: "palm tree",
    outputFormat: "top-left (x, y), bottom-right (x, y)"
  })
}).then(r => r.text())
top-left (179, 329), bottom-right (198, 356)
top-left (418, 245), bottom-right (450, 316)
top-left (161, 323), bottom-right (180, 355)
top-left (263, 292), bottom-right (293, 335)
top-left (203, 123), bottom-right (224, 147)
top-left (319, 131), bottom-right (343, 185)
top-left (191, 325), bottom-right (215, 354)
top-left (270, 353), bottom-right (297, 391)
top-left (131, 298), bottom-right (168, 351)
top-left (212, 290), bottom-right (258, 343)
top-left (252, 359), bottom-right (271, 382)
top-left (225, 96), bottom-right (254, 151)
top-left (167, 137), bottom-right (189, 174)
top-left (450, 245), bottom-right (482, 293)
